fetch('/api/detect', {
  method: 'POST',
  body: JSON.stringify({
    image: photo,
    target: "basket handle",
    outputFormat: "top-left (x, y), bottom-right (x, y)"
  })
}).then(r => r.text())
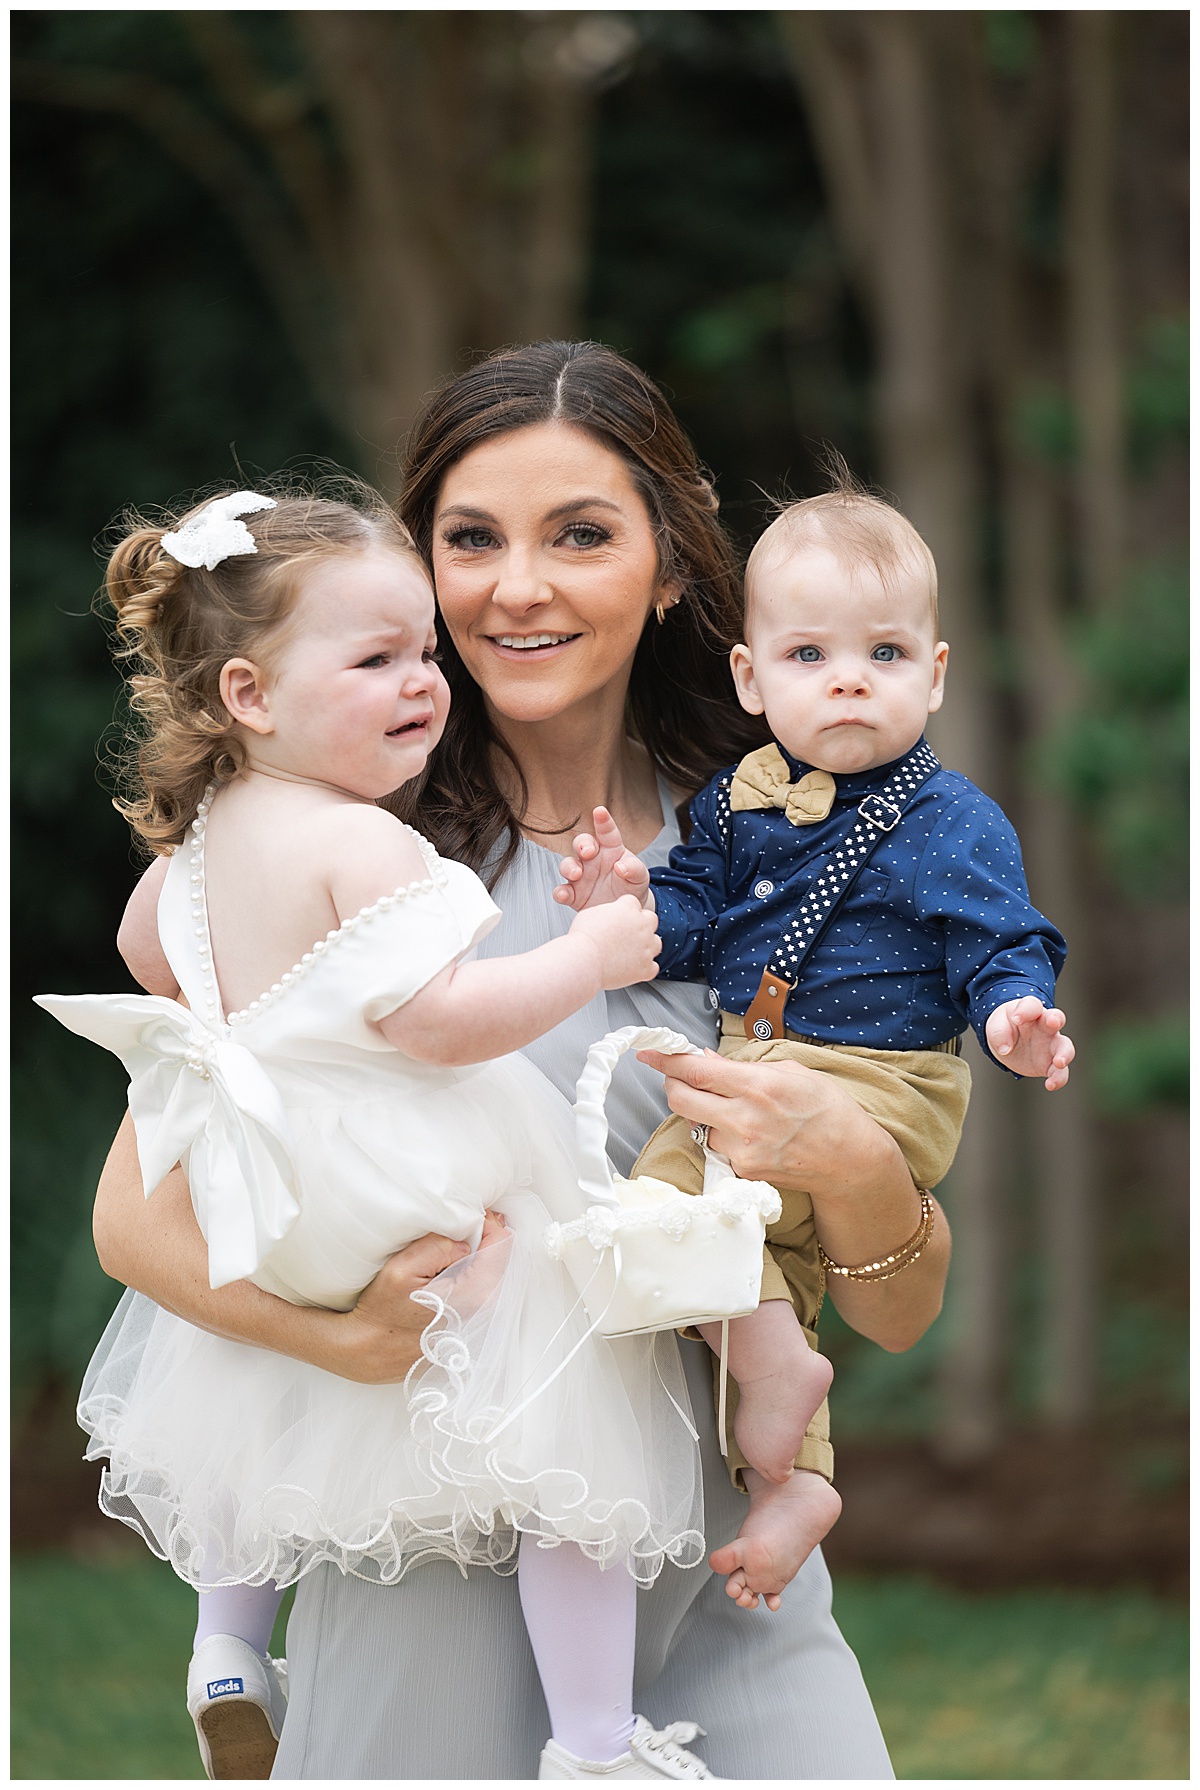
top-left (575, 1025), bottom-right (701, 1207)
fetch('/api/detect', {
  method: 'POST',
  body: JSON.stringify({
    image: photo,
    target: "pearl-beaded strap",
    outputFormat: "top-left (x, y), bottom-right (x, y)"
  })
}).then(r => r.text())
top-left (188, 790), bottom-right (223, 1028)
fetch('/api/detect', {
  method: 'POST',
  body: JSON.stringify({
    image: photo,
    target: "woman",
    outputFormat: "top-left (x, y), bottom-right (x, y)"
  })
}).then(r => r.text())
top-left (93, 342), bottom-right (950, 1779)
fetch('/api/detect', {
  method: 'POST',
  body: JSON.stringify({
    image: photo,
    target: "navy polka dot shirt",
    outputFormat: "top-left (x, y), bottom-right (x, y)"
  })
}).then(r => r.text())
top-left (650, 738), bottom-right (1066, 1066)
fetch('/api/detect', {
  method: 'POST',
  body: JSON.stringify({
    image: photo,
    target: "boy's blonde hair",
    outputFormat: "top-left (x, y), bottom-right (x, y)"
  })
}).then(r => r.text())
top-left (745, 470), bottom-right (939, 633)
top-left (104, 476), bottom-right (426, 854)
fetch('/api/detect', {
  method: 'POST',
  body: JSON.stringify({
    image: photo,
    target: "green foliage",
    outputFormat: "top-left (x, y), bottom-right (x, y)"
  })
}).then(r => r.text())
top-left (1093, 1013), bottom-right (1188, 1112)
top-left (1128, 315), bottom-right (1189, 468)
top-left (984, 13), bottom-right (1039, 80)
top-left (11, 1026), bottom-right (128, 1402)
top-left (1051, 560), bottom-right (1187, 900)
top-left (1013, 381), bottom-right (1076, 464)
top-left (1100, 1295), bottom-right (1189, 1419)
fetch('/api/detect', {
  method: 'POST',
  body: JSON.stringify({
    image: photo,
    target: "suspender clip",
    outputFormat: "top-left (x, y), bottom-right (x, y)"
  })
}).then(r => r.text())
top-left (858, 793), bottom-right (901, 831)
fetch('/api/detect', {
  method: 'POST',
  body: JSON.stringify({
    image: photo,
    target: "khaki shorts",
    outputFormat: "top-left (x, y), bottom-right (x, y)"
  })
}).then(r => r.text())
top-left (632, 1012), bottom-right (971, 1487)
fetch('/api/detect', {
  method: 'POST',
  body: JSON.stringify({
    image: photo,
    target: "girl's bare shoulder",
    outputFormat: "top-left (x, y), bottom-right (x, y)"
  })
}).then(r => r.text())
top-left (319, 802), bottom-right (432, 919)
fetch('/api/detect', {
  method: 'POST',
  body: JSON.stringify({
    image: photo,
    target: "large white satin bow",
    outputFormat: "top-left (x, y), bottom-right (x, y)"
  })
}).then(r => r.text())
top-left (35, 992), bottom-right (299, 1290)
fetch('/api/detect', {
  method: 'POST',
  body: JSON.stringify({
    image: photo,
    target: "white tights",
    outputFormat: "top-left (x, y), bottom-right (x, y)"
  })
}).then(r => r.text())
top-left (518, 1538), bottom-right (637, 1764)
top-left (193, 1540), bottom-right (636, 1764)
top-left (194, 1582), bottom-right (284, 1657)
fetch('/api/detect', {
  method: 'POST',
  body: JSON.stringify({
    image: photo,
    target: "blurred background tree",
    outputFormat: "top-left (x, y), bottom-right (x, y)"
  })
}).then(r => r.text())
top-left (13, 7), bottom-right (1186, 1611)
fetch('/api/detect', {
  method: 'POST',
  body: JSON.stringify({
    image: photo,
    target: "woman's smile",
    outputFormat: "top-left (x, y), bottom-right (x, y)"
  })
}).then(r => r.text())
top-left (485, 630), bottom-right (583, 658)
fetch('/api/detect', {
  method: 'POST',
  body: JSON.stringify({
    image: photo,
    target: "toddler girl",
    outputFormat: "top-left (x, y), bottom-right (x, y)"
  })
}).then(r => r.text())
top-left (38, 485), bottom-right (718, 1782)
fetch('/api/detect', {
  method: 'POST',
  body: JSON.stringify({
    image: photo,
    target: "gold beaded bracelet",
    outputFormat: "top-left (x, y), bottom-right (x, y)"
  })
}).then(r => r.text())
top-left (817, 1188), bottom-right (936, 1283)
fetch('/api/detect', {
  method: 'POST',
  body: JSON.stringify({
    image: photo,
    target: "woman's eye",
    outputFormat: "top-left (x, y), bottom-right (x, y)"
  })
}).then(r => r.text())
top-left (871, 644), bottom-right (903, 662)
top-left (559, 523), bottom-right (611, 550)
top-left (794, 645), bottom-right (823, 663)
top-left (445, 526), bottom-right (496, 552)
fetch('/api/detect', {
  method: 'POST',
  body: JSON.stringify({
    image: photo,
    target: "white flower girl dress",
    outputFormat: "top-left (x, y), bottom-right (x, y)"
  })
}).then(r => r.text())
top-left (37, 798), bottom-right (703, 1590)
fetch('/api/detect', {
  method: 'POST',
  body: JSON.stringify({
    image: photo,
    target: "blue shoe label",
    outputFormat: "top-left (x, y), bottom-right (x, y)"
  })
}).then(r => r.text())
top-left (207, 1677), bottom-right (245, 1699)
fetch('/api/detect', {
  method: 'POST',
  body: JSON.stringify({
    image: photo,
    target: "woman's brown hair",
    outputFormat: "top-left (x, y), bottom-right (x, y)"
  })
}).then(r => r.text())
top-left (391, 340), bottom-right (767, 881)
top-left (105, 477), bottom-right (424, 853)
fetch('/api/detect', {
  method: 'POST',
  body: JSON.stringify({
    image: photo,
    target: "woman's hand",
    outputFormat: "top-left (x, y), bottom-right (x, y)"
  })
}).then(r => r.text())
top-left (637, 1047), bottom-right (950, 1353)
top-left (92, 1111), bottom-right (481, 1382)
top-left (334, 1232), bottom-right (471, 1382)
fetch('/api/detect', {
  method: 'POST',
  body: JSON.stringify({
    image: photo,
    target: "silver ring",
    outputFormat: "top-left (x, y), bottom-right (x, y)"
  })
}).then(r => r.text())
top-left (690, 1124), bottom-right (709, 1149)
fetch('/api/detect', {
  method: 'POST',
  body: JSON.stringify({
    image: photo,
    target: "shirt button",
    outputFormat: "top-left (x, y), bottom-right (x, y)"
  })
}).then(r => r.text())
top-left (707, 988), bottom-right (720, 1010)
top-left (753, 879), bottom-right (775, 899)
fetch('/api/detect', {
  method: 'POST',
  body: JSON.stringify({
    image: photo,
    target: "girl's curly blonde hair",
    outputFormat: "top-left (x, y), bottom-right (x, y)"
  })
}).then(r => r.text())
top-left (105, 476), bottom-right (426, 854)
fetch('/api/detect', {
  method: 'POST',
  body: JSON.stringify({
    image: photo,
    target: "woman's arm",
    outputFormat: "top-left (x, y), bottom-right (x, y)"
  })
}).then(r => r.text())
top-left (637, 1048), bottom-right (950, 1352)
top-left (94, 1113), bottom-right (467, 1381)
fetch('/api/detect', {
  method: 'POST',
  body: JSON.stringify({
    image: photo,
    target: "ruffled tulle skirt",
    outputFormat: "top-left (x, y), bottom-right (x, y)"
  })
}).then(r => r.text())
top-left (78, 1184), bottom-right (705, 1590)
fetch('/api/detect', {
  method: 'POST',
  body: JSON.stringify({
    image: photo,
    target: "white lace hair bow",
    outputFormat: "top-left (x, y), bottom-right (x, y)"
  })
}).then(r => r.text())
top-left (161, 490), bottom-right (277, 572)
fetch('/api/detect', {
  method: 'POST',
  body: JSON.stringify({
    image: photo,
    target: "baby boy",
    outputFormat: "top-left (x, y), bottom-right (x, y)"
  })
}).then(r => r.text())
top-left (557, 481), bottom-right (1073, 1611)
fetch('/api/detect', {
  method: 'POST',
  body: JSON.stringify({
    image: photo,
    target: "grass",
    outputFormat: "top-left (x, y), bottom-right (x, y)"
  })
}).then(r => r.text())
top-left (834, 1574), bottom-right (1189, 1779)
top-left (11, 1549), bottom-right (1188, 1779)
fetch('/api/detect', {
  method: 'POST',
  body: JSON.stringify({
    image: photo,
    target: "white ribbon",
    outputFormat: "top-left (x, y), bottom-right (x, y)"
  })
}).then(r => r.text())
top-left (35, 992), bottom-right (299, 1289)
top-left (161, 491), bottom-right (277, 572)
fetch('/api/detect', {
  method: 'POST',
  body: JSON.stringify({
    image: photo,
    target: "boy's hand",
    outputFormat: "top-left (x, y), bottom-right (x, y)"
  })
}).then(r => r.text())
top-left (554, 806), bottom-right (653, 911)
top-left (569, 894), bottom-right (661, 989)
top-left (986, 996), bottom-right (1075, 1090)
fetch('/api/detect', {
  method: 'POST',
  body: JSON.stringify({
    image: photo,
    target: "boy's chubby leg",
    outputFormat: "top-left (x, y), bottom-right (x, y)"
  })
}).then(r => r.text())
top-left (632, 1118), bottom-right (839, 1610)
top-left (631, 1116), bottom-right (833, 1479)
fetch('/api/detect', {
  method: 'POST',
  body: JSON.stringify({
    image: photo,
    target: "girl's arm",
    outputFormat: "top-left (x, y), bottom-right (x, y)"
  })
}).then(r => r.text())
top-left (117, 858), bottom-right (180, 997)
top-left (379, 898), bottom-right (660, 1065)
top-left (326, 807), bottom-right (659, 1065)
top-left (93, 1113), bottom-right (464, 1381)
top-left (637, 1048), bottom-right (950, 1353)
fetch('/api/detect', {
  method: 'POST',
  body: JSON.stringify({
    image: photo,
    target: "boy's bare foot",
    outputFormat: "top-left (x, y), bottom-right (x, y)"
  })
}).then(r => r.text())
top-left (709, 1469), bottom-right (841, 1612)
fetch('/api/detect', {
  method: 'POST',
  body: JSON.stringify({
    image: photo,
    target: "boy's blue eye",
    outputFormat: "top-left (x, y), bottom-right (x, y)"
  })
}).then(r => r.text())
top-left (871, 644), bottom-right (902, 662)
top-left (794, 646), bottom-right (823, 663)
top-left (357, 653), bottom-right (388, 669)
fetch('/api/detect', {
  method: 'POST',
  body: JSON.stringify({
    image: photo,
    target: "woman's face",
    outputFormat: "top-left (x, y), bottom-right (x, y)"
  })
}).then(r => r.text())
top-left (431, 422), bottom-right (675, 725)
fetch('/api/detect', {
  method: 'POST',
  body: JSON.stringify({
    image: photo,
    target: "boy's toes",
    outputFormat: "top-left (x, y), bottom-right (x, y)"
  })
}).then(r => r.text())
top-left (708, 1541), bottom-right (738, 1577)
top-left (727, 1571), bottom-right (759, 1610)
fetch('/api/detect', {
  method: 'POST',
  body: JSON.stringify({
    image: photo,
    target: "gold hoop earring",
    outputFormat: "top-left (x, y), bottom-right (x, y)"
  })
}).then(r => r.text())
top-left (654, 601), bottom-right (668, 624)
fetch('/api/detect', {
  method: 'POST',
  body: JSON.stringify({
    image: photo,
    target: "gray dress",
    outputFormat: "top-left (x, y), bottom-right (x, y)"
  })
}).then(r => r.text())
top-left (272, 794), bottom-right (894, 1780)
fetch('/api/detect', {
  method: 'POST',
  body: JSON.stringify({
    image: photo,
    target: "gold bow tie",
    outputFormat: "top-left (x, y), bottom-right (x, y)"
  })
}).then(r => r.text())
top-left (729, 744), bottom-right (837, 826)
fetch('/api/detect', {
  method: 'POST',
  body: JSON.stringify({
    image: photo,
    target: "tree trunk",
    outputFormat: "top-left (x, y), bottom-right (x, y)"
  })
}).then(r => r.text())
top-left (967, 10), bottom-right (1102, 1429)
top-left (1000, 452), bottom-right (1100, 1427)
top-left (1064, 11), bottom-right (1124, 612)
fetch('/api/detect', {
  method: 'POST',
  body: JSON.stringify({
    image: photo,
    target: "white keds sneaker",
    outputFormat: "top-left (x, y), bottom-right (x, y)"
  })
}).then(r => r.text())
top-left (186, 1633), bottom-right (289, 1780)
top-left (539, 1716), bottom-right (718, 1779)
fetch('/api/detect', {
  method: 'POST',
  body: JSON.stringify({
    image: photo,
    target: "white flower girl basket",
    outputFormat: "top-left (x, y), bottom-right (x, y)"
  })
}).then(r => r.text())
top-left (544, 1026), bottom-right (782, 1450)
